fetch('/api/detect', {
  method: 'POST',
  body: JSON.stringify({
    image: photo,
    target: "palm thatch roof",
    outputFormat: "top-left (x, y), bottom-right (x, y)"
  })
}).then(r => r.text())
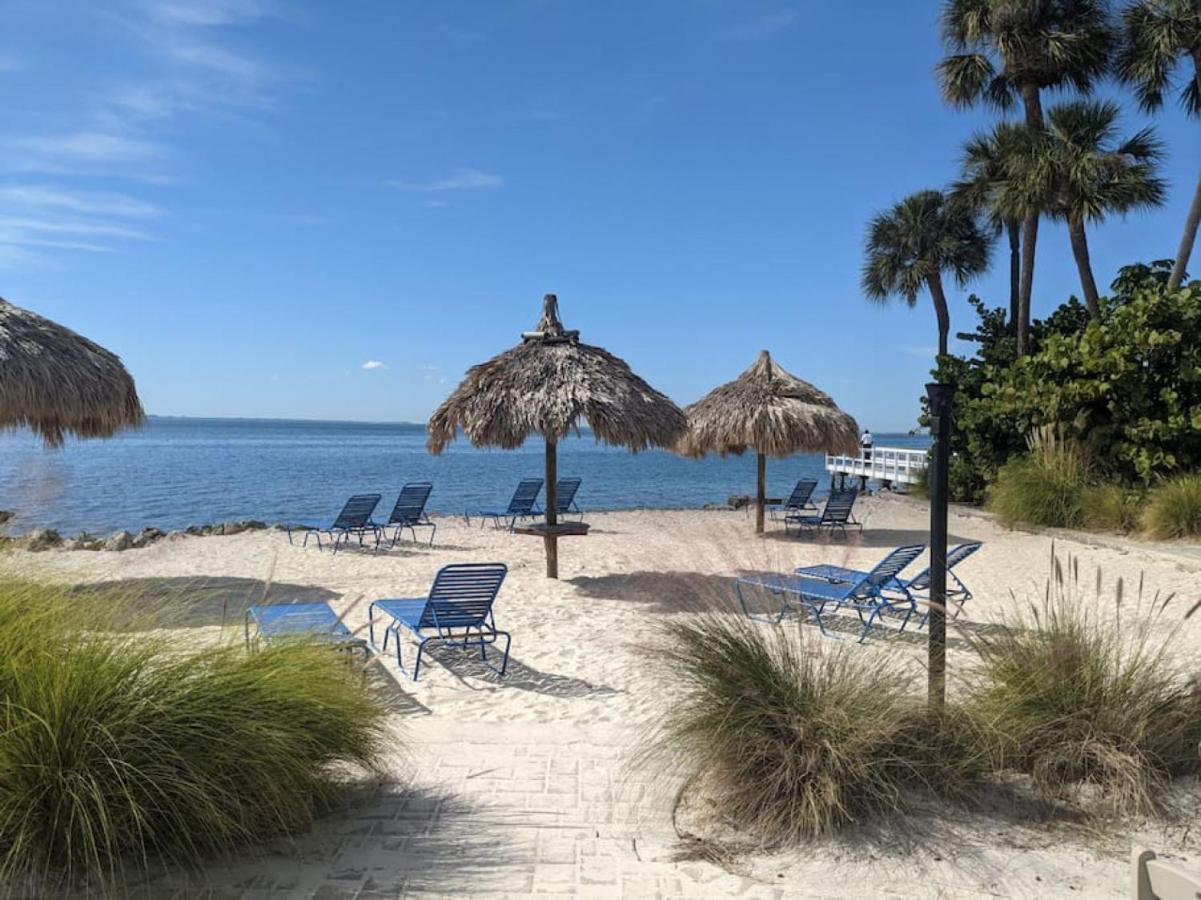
top-left (679, 350), bottom-right (859, 458)
top-left (428, 295), bottom-right (686, 453)
top-left (0, 298), bottom-right (144, 447)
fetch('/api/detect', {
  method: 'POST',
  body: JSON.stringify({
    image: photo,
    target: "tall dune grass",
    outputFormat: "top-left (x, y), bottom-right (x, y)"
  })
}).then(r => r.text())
top-left (965, 559), bottom-right (1201, 816)
top-left (988, 427), bottom-right (1089, 529)
top-left (645, 615), bottom-right (986, 845)
top-left (1143, 473), bottom-right (1201, 539)
top-left (0, 579), bottom-right (387, 894)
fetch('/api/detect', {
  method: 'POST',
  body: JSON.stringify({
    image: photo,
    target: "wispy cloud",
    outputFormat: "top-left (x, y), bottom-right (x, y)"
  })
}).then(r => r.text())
top-left (144, 0), bottom-right (273, 28)
top-left (387, 169), bottom-right (505, 193)
top-left (10, 131), bottom-right (166, 165)
top-left (0, 185), bottom-right (161, 218)
top-left (723, 9), bottom-right (800, 40)
top-left (361, 360), bottom-right (387, 371)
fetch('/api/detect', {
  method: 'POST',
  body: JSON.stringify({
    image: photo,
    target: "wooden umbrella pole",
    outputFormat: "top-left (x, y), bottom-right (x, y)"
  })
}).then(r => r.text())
top-left (545, 438), bottom-right (559, 578)
top-left (755, 451), bottom-right (766, 534)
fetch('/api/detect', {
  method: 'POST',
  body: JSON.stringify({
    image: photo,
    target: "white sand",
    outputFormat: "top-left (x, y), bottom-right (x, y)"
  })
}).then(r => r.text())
top-left (11, 495), bottom-right (1201, 898)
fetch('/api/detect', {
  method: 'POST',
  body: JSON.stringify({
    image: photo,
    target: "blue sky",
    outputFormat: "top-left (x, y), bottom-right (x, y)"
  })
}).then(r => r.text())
top-left (2, 1), bottom-right (1197, 431)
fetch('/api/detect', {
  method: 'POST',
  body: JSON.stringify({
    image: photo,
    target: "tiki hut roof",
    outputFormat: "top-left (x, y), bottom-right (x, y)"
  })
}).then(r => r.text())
top-left (679, 350), bottom-right (859, 458)
top-left (427, 294), bottom-right (686, 453)
top-left (0, 298), bottom-right (144, 447)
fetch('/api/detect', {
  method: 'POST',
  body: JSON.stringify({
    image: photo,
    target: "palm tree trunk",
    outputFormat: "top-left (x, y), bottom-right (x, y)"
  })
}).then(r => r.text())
top-left (926, 274), bottom-right (951, 360)
top-left (1068, 219), bottom-right (1102, 320)
top-left (1170, 172), bottom-right (1201, 291)
top-left (1017, 83), bottom-right (1045, 356)
top-left (1006, 219), bottom-right (1021, 333)
top-left (1171, 56), bottom-right (1201, 291)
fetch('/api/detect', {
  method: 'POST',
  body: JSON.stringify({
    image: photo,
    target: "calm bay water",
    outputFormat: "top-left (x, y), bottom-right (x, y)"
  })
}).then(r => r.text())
top-left (0, 418), bottom-right (929, 536)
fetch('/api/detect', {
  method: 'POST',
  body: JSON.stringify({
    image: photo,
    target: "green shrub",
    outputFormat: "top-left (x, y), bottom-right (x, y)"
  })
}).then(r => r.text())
top-left (1143, 473), bottom-right (1201, 539)
top-left (646, 615), bottom-right (984, 844)
top-left (987, 429), bottom-right (1089, 529)
top-left (966, 566), bottom-right (1201, 816)
top-left (1081, 484), bottom-right (1144, 533)
top-left (0, 580), bottom-right (388, 893)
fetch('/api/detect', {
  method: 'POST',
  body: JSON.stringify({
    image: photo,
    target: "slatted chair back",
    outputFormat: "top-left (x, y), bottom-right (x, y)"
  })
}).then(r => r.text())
top-left (906, 542), bottom-right (983, 591)
top-left (555, 478), bottom-right (582, 512)
top-left (820, 488), bottom-right (859, 524)
top-left (420, 563), bottom-right (508, 630)
top-left (334, 494), bottom-right (381, 529)
top-left (1134, 849), bottom-right (1201, 900)
top-left (506, 479), bottom-right (543, 516)
top-left (848, 544), bottom-right (925, 599)
top-left (785, 479), bottom-right (818, 511)
top-left (388, 482), bottom-right (433, 525)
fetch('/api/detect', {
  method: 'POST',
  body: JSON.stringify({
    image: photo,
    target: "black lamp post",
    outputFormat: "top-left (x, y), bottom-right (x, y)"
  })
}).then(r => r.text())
top-left (926, 381), bottom-right (955, 712)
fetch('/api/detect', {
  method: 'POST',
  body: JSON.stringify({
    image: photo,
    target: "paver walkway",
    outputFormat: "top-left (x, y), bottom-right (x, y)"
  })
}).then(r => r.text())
top-left (141, 721), bottom-right (782, 899)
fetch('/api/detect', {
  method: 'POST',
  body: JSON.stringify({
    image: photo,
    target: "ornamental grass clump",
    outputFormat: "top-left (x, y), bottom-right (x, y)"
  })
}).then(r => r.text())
top-left (966, 559), bottom-right (1201, 816)
top-left (646, 615), bottom-right (985, 845)
top-left (1143, 473), bottom-right (1201, 539)
top-left (0, 579), bottom-right (388, 894)
top-left (1080, 483), bottom-right (1143, 533)
top-left (988, 427), bottom-right (1089, 529)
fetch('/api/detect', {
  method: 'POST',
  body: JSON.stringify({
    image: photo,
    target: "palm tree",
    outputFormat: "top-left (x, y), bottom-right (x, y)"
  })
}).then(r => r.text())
top-left (1117, 0), bottom-right (1201, 290)
top-left (993, 101), bottom-right (1165, 319)
top-left (938, 0), bottom-right (1117, 353)
top-left (862, 189), bottom-right (995, 359)
top-left (951, 123), bottom-right (1026, 332)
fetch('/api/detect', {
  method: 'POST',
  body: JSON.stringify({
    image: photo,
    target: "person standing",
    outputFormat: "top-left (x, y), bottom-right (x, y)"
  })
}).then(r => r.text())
top-left (860, 428), bottom-right (873, 461)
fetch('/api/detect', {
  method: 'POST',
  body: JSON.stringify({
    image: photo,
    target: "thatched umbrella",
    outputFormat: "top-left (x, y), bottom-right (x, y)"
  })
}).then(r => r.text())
top-left (428, 294), bottom-right (686, 578)
top-left (0, 297), bottom-right (144, 447)
top-left (679, 350), bottom-right (859, 533)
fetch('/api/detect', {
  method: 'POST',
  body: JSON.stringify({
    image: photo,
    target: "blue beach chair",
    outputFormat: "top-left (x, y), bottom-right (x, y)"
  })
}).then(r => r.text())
top-left (534, 477), bottom-right (584, 520)
top-left (735, 544), bottom-right (925, 642)
top-left (286, 494), bottom-right (382, 552)
top-left (377, 482), bottom-right (436, 547)
top-left (244, 602), bottom-right (368, 659)
top-left (797, 541), bottom-right (982, 627)
top-left (369, 563), bottom-right (510, 680)
top-left (769, 479), bottom-right (818, 521)
top-left (472, 479), bottom-right (543, 530)
top-left (785, 488), bottom-right (861, 537)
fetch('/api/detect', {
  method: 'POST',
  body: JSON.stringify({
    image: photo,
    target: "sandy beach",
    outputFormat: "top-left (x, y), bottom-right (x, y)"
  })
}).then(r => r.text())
top-left (10, 494), bottom-right (1201, 898)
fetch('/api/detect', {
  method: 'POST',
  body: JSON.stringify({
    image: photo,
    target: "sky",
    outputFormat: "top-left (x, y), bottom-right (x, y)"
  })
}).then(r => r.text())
top-left (2, 0), bottom-right (1198, 432)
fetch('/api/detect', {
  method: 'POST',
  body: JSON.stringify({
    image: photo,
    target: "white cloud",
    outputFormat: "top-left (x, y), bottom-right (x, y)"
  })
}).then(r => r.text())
top-left (0, 185), bottom-right (161, 218)
top-left (361, 360), bottom-right (387, 370)
top-left (144, 0), bottom-right (272, 28)
top-left (0, 217), bottom-right (152, 240)
top-left (387, 169), bottom-right (504, 193)
top-left (11, 131), bottom-right (165, 164)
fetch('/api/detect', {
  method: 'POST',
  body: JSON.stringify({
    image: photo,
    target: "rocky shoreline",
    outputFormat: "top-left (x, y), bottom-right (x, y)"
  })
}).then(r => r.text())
top-left (12, 519), bottom-right (278, 553)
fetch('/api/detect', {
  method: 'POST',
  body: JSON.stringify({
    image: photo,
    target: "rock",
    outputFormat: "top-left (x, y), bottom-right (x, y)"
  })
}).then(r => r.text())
top-left (727, 495), bottom-right (753, 510)
top-left (104, 531), bottom-right (134, 552)
top-left (166, 530), bottom-right (185, 541)
top-left (244, 520), bottom-right (267, 531)
top-left (220, 521), bottom-right (246, 536)
top-left (67, 532), bottom-right (103, 551)
top-left (25, 528), bottom-right (62, 552)
top-left (132, 527), bottom-right (165, 548)
top-left (185, 525), bottom-right (205, 536)
top-left (0, 510), bottom-right (14, 526)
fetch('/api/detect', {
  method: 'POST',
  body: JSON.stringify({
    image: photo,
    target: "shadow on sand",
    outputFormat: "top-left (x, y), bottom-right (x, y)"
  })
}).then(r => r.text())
top-left (68, 576), bottom-right (342, 630)
top-left (413, 642), bottom-right (619, 700)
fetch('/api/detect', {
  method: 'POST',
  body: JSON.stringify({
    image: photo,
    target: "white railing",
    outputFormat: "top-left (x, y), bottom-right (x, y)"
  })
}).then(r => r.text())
top-left (825, 446), bottom-right (928, 485)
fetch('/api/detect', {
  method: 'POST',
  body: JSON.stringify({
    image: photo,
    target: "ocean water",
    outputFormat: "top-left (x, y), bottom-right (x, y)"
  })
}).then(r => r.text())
top-left (0, 418), bottom-right (930, 536)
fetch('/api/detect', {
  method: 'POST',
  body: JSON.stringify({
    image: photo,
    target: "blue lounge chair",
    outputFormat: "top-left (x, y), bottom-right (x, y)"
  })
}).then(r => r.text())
top-left (472, 479), bottom-right (543, 530)
top-left (785, 488), bottom-right (861, 537)
top-left (534, 477), bottom-right (583, 520)
top-left (376, 482), bottom-right (436, 547)
top-left (796, 541), bottom-right (982, 627)
top-left (769, 479), bottom-right (818, 521)
top-left (369, 563), bottom-right (510, 680)
top-left (286, 494), bottom-right (382, 552)
top-left (735, 544), bottom-right (925, 642)
top-left (244, 602), bottom-right (368, 658)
